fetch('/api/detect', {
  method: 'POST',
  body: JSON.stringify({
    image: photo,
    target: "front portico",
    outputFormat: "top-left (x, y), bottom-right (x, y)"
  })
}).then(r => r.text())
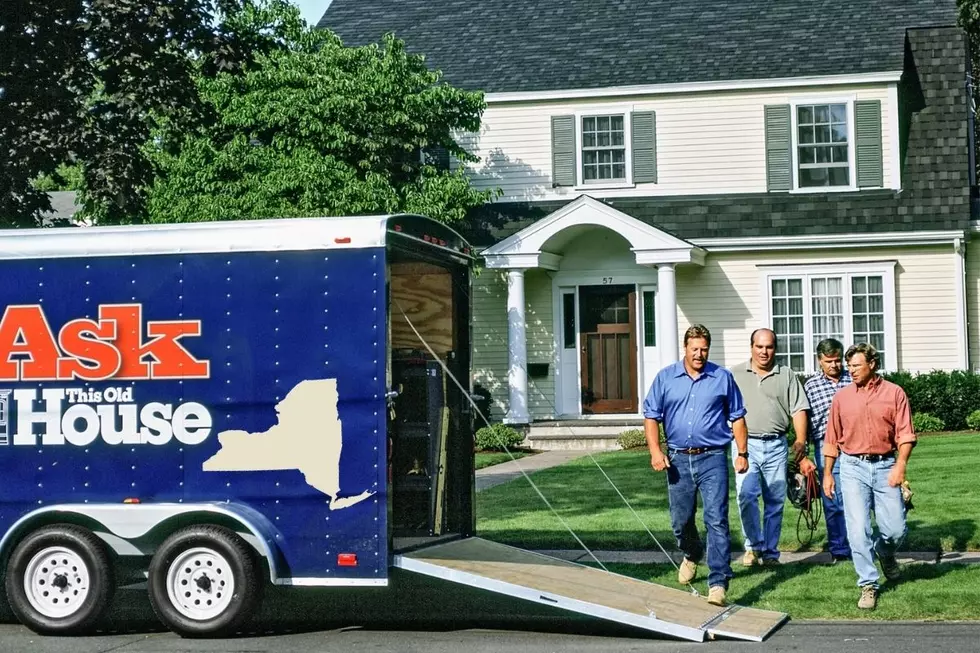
top-left (480, 196), bottom-right (704, 424)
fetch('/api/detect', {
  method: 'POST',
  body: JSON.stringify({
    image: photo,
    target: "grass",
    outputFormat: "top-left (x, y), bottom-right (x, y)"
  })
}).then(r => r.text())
top-left (604, 561), bottom-right (980, 621)
top-left (475, 451), bottom-right (530, 470)
top-left (476, 432), bottom-right (980, 552)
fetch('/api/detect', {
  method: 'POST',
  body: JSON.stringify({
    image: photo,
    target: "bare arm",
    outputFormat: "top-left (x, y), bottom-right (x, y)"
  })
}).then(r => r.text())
top-left (791, 410), bottom-right (808, 460)
top-left (646, 418), bottom-right (669, 471)
top-left (888, 441), bottom-right (914, 487)
top-left (732, 417), bottom-right (749, 474)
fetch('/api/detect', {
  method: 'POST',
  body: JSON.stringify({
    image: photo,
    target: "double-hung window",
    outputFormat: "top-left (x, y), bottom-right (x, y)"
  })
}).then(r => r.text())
top-left (796, 103), bottom-right (850, 188)
top-left (581, 115), bottom-right (627, 183)
top-left (764, 264), bottom-right (896, 373)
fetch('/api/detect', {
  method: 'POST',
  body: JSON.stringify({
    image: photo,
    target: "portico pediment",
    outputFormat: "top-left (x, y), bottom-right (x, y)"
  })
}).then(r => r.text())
top-left (481, 195), bottom-right (705, 269)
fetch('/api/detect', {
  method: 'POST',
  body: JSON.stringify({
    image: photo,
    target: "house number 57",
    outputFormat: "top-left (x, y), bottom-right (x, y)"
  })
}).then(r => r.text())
top-left (602, 277), bottom-right (614, 284)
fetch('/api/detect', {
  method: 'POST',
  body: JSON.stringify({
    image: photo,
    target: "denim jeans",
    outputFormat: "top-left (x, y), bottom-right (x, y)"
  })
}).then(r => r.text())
top-left (813, 437), bottom-right (851, 558)
top-left (666, 447), bottom-right (733, 589)
top-left (838, 453), bottom-right (907, 588)
top-left (732, 436), bottom-right (787, 561)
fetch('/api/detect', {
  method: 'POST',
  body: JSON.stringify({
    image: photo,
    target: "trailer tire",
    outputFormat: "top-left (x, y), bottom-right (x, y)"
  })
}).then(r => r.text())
top-left (4, 524), bottom-right (115, 635)
top-left (147, 525), bottom-right (261, 638)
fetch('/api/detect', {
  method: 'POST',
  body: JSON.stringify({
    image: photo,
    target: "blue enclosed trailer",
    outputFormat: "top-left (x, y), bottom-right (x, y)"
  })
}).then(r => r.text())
top-left (0, 215), bottom-right (784, 641)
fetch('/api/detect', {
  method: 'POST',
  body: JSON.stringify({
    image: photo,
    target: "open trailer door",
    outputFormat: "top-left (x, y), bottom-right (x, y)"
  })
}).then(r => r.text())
top-left (395, 537), bottom-right (787, 642)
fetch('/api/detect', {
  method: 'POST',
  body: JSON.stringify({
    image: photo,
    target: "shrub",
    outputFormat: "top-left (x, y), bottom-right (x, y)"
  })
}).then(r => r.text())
top-left (967, 409), bottom-right (980, 431)
top-left (883, 370), bottom-right (980, 431)
top-left (475, 423), bottom-right (524, 452)
top-left (617, 428), bottom-right (646, 450)
top-left (912, 412), bottom-right (945, 433)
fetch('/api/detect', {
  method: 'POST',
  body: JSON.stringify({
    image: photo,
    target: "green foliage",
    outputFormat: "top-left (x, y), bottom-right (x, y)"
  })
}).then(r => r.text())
top-left (475, 423), bottom-right (525, 452)
top-left (2, 0), bottom-right (284, 226)
top-left (617, 428), bottom-right (647, 450)
top-left (912, 413), bottom-right (945, 433)
top-left (145, 1), bottom-right (494, 225)
top-left (883, 370), bottom-right (980, 431)
top-left (959, 1), bottom-right (980, 185)
top-left (31, 164), bottom-right (85, 193)
top-left (966, 409), bottom-right (980, 431)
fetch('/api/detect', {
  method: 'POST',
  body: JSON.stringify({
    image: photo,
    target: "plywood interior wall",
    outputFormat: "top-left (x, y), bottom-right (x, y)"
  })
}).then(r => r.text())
top-left (390, 262), bottom-right (454, 355)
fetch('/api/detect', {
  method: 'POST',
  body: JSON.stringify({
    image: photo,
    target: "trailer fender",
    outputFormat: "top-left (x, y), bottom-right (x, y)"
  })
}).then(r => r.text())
top-left (0, 503), bottom-right (287, 583)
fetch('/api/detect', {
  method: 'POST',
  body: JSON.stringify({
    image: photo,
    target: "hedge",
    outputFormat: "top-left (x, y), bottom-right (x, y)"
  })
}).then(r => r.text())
top-left (797, 370), bottom-right (980, 431)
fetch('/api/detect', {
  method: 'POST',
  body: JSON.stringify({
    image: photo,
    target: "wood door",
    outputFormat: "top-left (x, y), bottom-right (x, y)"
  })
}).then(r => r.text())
top-left (579, 285), bottom-right (638, 414)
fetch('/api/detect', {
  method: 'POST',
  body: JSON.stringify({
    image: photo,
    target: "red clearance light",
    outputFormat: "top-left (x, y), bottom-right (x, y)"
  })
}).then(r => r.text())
top-left (123, 498), bottom-right (141, 504)
top-left (423, 235), bottom-right (432, 242)
top-left (337, 553), bottom-right (358, 567)
top-left (334, 237), bottom-right (351, 244)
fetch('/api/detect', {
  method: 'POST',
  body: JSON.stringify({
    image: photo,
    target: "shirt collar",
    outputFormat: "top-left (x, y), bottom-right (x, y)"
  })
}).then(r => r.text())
top-left (745, 361), bottom-right (780, 377)
top-left (821, 370), bottom-right (851, 384)
top-left (673, 360), bottom-right (716, 378)
top-left (855, 374), bottom-right (882, 392)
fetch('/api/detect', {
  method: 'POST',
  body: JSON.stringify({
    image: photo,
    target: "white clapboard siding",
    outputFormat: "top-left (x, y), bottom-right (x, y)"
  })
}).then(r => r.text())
top-left (674, 246), bottom-right (959, 372)
top-left (457, 84), bottom-right (894, 201)
top-left (966, 242), bottom-right (980, 371)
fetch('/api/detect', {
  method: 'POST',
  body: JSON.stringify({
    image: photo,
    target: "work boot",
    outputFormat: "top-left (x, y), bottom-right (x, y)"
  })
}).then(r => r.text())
top-left (880, 555), bottom-right (902, 582)
top-left (678, 557), bottom-right (698, 584)
top-left (707, 586), bottom-right (727, 607)
top-left (741, 550), bottom-right (762, 567)
top-left (761, 557), bottom-right (781, 567)
top-left (857, 585), bottom-right (878, 610)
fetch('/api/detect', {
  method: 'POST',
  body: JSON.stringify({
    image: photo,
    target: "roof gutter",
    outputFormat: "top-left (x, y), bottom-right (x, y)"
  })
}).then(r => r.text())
top-left (693, 229), bottom-right (966, 252)
top-left (485, 71), bottom-right (904, 104)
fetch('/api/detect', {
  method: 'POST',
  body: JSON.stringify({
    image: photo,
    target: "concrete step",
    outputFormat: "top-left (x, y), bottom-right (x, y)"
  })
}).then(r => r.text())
top-left (525, 420), bottom-right (642, 451)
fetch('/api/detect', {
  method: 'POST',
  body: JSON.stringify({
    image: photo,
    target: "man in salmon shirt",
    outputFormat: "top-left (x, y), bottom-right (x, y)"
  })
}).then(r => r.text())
top-left (822, 343), bottom-right (916, 610)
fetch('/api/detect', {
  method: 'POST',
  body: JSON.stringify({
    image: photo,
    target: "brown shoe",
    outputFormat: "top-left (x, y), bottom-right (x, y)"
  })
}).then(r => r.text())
top-left (741, 550), bottom-right (762, 567)
top-left (707, 586), bottom-right (727, 607)
top-left (678, 557), bottom-right (698, 584)
top-left (857, 585), bottom-right (878, 610)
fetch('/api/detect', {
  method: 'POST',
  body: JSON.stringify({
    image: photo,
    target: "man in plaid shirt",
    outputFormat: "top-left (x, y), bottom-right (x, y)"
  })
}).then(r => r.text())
top-left (803, 338), bottom-right (852, 561)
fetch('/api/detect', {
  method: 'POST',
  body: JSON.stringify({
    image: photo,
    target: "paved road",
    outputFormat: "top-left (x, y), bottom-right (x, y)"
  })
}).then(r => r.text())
top-left (2, 620), bottom-right (980, 653)
top-left (1, 578), bottom-right (978, 653)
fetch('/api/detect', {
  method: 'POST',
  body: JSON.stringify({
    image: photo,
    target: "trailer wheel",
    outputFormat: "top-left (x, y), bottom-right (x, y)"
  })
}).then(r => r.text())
top-left (147, 525), bottom-right (261, 638)
top-left (4, 524), bottom-right (114, 635)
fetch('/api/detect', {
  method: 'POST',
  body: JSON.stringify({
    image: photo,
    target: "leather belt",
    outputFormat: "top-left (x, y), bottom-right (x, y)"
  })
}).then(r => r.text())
top-left (670, 446), bottom-right (722, 455)
top-left (846, 451), bottom-right (895, 462)
top-left (748, 433), bottom-right (784, 440)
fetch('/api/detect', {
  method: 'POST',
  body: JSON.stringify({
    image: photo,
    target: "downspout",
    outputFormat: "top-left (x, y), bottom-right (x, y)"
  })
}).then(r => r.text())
top-left (955, 236), bottom-right (969, 370)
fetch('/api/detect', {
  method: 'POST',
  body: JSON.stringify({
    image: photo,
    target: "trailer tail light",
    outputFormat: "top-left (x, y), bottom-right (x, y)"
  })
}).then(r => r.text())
top-left (123, 498), bottom-right (141, 504)
top-left (337, 553), bottom-right (358, 567)
top-left (334, 237), bottom-right (351, 244)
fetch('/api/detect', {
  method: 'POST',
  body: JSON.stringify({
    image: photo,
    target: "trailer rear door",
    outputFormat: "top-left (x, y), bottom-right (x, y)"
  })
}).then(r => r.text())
top-left (394, 537), bottom-right (786, 642)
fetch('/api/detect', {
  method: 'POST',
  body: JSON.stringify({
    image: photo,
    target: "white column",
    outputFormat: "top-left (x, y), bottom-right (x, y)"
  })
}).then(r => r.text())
top-left (658, 263), bottom-right (679, 367)
top-left (505, 269), bottom-right (530, 424)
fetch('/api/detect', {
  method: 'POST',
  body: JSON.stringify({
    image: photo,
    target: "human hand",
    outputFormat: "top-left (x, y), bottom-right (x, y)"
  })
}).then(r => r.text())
top-left (791, 439), bottom-right (807, 461)
top-left (823, 475), bottom-right (835, 500)
top-left (650, 450), bottom-right (670, 472)
top-left (798, 457), bottom-right (817, 476)
top-left (888, 461), bottom-right (906, 487)
top-left (734, 455), bottom-right (749, 474)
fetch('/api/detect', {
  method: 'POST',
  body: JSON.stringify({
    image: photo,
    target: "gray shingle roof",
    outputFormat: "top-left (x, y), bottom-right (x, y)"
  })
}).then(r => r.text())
top-left (462, 28), bottom-right (973, 245)
top-left (319, 0), bottom-right (957, 93)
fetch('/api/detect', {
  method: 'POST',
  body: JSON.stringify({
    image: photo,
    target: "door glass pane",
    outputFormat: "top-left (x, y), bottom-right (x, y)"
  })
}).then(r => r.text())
top-left (851, 275), bottom-right (886, 368)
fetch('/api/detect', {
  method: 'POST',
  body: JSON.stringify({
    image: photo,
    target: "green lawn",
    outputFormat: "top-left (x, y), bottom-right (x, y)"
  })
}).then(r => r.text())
top-left (605, 561), bottom-right (980, 621)
top-left (476, 433), bottom-right (980, 552)
top-left (475, 451), bottom-right (530, 470)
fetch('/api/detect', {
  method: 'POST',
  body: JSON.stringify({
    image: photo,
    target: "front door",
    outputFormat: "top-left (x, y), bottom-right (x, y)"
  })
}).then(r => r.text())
top-left (579, 285), bottom-right (638, 414)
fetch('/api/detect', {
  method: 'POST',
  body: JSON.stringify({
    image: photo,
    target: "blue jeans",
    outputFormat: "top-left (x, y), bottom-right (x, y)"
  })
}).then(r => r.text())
top-left (813, 438), bottom-right (851, 558)
top-left (666, 447), bottom-right (733, 589)
top-left (732, 437), bottom-right (787, 561)
top-left (838, 453), bottom-right (907, 588)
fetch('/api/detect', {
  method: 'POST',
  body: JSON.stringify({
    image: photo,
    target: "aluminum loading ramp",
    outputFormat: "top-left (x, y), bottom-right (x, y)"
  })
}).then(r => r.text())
top-left (395, 537), bottom-right (787, 642)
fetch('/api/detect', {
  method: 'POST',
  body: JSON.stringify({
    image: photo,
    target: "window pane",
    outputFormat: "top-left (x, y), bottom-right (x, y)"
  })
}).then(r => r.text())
top-left (832, 124), bottom-right (848, 142)
top-left (831, 104), bottom-right (847, 123)
top-left (789, 297), bottom-right (803, 314)
top-left (771, 277), bottom-right (805, 371)
top-left (798, 105), bottom-right (813, 124)
top-left (815, 147), bottom-right (830, 164)
top-left (597, 131), bottom-right (610, 147)
top-left (868, 276), bottom-right (883, 293)
top-left (815, 105), bottom-right (830, 123)
top-left (799, 126), bottom-right (815, 144)
top-left (829, 167), bottom-right (849, 185)
top-left (832, 146), bottom-right (848, 162)
top-left (583, 132), bottom-right (596, 147)
top-left (643, 291), bottom-right (656, 347)
top-left (611, 116), bottom-right (623, 131)
top-left (563, 294), bottom-right (576, 349)
top-left (612, 163), bottom-right (626, 179)
top-left (597, 116), bottom-right (609, 131)
top-left (772, 279), bottom-right (786, 295)
top-left (799, 168), bottom-right (828, 187)
top-left (852, 277), bottom-right (867, 294)
top-left (584, 151), bottom-right (597, 165)
top-left (788, 279), bottom-right (803, 296)
top-left (816, 125), bottom-right (831, 143)
top-left (799, 147), bottom-right (815, 164)
top-left (584, 165), bottom-right (597, 180)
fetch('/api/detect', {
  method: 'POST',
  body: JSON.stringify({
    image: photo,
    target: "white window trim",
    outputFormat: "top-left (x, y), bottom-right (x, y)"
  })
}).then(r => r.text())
top-left (789, 95), bottom-right (858, 194)
top-left (758, 261), bottom-right (897, 372)
top-left (573, 106), bottom-right (636, 190)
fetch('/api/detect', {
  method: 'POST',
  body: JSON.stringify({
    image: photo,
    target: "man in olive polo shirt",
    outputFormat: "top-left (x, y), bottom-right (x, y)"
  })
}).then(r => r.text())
top-left (730, 329), bottom-right (810, 566)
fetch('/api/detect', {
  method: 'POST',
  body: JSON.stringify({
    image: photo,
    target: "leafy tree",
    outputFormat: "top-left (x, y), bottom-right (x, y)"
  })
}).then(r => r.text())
top-left (0, 0), bottom-right (280, 227)
top-left (146, 1), bottom-right (494, 226)
top-left (958, 0), bottom-right (980, 176)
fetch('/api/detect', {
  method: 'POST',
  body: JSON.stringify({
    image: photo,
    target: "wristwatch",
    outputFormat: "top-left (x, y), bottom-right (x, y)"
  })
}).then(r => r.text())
top-left (737, 451), bottom-right (749, 459)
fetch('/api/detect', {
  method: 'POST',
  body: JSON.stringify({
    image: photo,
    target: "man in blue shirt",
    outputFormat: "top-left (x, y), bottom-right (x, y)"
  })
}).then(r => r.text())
top-left (644, 324), bottom-right (749, 607)
top-left (803, 337), bottom-right (852, 562)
